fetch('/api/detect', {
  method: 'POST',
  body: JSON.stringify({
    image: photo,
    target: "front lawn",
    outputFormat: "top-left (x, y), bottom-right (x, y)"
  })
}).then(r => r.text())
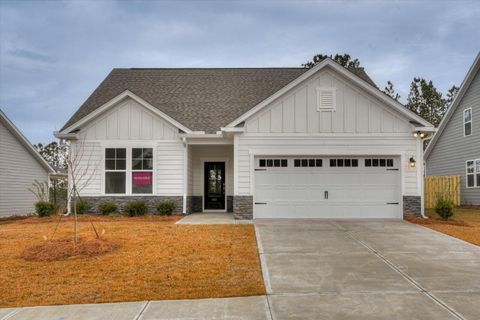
top-left (0, 214), bottom-right (265, 307)
top-left (405, 207), bottom-right (480, 246)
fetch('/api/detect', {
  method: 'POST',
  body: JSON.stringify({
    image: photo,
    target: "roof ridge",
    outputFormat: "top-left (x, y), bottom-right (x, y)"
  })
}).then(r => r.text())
top-left (118, 67), bottom-right (307, 70)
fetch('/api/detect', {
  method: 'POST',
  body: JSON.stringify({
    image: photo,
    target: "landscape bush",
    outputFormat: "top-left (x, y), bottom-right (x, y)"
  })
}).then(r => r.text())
top-left (156, 200), bottom-right (176, 216)
top-left (435, 193), bottom-right (455, 220)
top-left (97, 200), bottom-right (117, 215)
top-left (35, 201), bottom-right (56, 217)
top-left (124, 200), bottom-right (147, 216)
top-left (75, 198), bottom-right (90, 214)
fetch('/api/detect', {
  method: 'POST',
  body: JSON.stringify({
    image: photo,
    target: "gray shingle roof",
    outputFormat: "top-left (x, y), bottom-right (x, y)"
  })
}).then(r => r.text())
top-left (62, 66), bottom-right (377, 133)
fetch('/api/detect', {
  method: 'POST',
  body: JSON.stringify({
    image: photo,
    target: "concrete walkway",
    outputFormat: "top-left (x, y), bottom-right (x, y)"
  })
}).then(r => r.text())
top-left (255, 219), bottom-right (480, 320)
top-left (176, 212), bottom-right (251, 224)
top-left (2, 219), bottom-right (479, 320)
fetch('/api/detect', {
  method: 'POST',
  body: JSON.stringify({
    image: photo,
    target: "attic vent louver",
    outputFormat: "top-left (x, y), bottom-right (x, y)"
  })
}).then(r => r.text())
top-left (316, 87), bottom-right (336, 111)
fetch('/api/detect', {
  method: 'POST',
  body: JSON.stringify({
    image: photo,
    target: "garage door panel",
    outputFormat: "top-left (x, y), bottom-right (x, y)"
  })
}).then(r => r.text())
top-left (254, 156), bottom-right (401, 219)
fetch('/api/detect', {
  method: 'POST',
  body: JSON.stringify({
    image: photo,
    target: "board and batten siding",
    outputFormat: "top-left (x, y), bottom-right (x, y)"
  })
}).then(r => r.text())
top-left (426, 69), bottom-right (480, 205)
top-left (237, 67), bottom-right (420, 196)
top-left (0, 121), bottom-right (49, 216)
top-left (74, 97), bottom-right (185, 197)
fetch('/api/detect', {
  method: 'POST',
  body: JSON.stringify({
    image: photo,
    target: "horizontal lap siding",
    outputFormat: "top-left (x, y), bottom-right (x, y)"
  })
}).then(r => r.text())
top-left (157, 141), bottom-right (184, 195)
top-left (237, 136), bottom-right (419, 196)
top-left (0, 122), bottom-right (49, 216)
top-left (73, 142), bottom-right (102, 196)
top-left (427, 70), bottom-right (480, 204)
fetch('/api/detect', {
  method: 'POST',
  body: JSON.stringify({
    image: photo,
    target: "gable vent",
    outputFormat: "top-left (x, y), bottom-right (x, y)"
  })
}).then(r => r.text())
top-left (316, 87), bottom-right (337, 111)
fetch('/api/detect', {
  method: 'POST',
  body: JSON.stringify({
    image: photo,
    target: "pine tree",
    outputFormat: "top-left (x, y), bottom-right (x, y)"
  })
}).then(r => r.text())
top-left (405, 78), bottom-right (446, 126)
top-left (383, 80), bottom-right (401, 101)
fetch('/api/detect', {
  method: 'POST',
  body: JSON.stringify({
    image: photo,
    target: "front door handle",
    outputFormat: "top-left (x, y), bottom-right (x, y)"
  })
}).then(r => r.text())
top-left (324, 191), bottom-right (329, 199)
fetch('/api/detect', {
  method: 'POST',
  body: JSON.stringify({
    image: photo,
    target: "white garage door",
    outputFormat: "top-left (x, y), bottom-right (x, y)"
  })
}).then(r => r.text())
top-left (254, 157), bottom-right (400, 219)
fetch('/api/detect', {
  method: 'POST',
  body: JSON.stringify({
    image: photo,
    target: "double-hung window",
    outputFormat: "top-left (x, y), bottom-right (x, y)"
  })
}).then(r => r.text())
top-left (105, 148), bottom-right (126, 194)
top-left (466, 159), bottom-right (480, 188)
top-left (464, 108), bottom-right (472, 136)
top-left (105, 147), bottom-right (153, 194)
top-left (132, 148), bottom-right (153, 194)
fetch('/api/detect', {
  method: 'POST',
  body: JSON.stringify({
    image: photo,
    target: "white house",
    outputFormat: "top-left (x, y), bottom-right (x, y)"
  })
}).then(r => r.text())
top-left (0, 109), bottom-right (55, 217)
top-left (55, 58), bottom-right (434, 219)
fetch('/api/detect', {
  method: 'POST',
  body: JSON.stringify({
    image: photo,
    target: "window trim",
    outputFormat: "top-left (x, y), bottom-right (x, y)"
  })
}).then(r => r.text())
top-left (465, 159), bottom-right (480, 188)
top-left (103, 146), bottom-right (156, 196)
top-left (104, 148), bottom-right (127, 195)
top-left (131, 148), bottom-right (154, 195)
top-left (464, 108), bottom-right (472, 137)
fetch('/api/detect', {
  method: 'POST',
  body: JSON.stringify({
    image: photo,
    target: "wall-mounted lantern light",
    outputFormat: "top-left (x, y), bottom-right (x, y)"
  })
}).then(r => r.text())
top-left (409, 157), bottom-right (416, 168)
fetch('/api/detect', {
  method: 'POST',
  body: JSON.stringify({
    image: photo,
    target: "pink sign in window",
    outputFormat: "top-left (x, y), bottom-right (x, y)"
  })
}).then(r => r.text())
top-left (133, 172), bottom-right (152, 185)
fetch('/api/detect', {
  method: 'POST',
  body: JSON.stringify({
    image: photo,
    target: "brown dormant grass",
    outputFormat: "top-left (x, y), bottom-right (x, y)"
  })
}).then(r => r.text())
top-left (0, 214), bottom-right (265, 307)
top-left (405, 207), bottom-right (480, 246)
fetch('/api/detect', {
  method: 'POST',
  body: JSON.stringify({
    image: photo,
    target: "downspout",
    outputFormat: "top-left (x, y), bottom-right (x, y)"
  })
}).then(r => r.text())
top-left (417, 136), bottom-right (428, 219)
top-left (182, 137), bottom-right (188, 215)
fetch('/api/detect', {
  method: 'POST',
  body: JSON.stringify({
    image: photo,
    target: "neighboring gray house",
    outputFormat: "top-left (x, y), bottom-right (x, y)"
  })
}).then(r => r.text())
top-left (0, 109), bottom-right (55, 217)
top-left (55, 58), bottom-right (434, 219)
top-left (425, 52), bottom-right (480, 205)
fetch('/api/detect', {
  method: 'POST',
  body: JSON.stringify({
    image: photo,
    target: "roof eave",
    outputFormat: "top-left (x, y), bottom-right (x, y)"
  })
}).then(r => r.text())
top-left (0, 109), bottom-right (56, 173)
top-left (424, 52), bottom-right (480, 159)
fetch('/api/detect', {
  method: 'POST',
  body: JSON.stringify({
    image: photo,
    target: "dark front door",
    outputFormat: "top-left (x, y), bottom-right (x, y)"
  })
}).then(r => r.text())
top-left (204, 162), bottom-right (226, 210)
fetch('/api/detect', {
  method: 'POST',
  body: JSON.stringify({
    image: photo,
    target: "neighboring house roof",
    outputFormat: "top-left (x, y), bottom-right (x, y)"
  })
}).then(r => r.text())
top-left (0, 109), bottom-right (55, 173)
top-left (61, 64), bottom-right (378, 134)
top-left (424, 52), bottom-right (480, 159)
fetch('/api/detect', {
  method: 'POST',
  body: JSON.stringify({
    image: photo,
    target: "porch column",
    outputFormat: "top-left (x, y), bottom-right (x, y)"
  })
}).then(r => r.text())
top-left (182, 137), bottom-right (188, 215)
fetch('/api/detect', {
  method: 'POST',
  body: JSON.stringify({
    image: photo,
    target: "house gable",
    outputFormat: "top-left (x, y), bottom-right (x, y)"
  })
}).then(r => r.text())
top-left (244, 66), bottom-right (413, 134)
top-left (79, 97), bottom-right (180, 140)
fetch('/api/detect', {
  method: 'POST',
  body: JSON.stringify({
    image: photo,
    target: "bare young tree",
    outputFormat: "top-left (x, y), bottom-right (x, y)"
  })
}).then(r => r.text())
top-left (64, 139), bottom-right (100, 244)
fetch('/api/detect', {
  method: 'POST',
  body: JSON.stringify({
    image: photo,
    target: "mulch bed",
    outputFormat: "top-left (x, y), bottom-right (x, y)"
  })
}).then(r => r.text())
top-left (404, 214), bottom-right (472, 227)
top-left (20, 236), bottom-right (121, 262)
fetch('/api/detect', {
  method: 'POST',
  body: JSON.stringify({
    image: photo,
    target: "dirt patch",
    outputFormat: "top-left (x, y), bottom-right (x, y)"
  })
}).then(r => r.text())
top-left (20, 237), bottom-right (121, 262)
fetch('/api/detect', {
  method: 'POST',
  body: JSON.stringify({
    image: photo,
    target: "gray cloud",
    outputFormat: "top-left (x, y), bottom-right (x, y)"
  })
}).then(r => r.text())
top-left (0, 0), bottom-right (479, 143)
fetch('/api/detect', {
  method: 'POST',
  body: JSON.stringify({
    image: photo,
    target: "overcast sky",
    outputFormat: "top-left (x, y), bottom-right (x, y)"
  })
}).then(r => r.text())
top-left (0, 0), bottom-right (479, 143)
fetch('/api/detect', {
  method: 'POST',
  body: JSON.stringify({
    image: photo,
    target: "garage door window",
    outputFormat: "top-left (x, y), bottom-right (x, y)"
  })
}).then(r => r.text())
top-left (365, 158), bottom-right (394, 167)
top-left (330, 159), bottom-right (358, 167)
top-left (259, 159), bottom-right (288, 168)
top-left (294, 159), bottom-right (323, 167)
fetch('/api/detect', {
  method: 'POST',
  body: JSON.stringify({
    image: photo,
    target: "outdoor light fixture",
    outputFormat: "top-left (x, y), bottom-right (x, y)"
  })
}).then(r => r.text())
top-left (413, 131), bottom-right (426, 138)
top-left (409, 157), bottom-right (416, 168)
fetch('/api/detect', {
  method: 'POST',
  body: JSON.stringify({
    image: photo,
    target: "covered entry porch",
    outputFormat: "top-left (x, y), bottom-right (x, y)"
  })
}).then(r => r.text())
top-left (185, 141), bottom-right (234, 214)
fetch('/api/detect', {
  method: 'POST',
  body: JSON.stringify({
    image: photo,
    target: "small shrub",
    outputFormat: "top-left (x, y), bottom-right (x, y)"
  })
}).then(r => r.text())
top-left (75, 198), bottom-right (90, 214)
top-left (124, 200), bottom-right (147, 216)
top-left (156, 200), bottom-right (176, 216)
top-left (35, 201), bottom-right (55, 217)
top-left (435, 193), bottom-right (455, 220)
top-left (97, 200), bottom-right (117, 215)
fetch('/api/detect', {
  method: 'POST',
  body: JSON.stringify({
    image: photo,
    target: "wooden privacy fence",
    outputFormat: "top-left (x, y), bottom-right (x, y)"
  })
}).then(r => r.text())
top-left (424, 175), bottom-right (461, 208)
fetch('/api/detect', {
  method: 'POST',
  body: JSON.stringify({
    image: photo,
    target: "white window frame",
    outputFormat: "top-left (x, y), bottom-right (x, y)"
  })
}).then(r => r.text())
top-left (465, 159), bottom-right (480, 188)
top-left (104, 148), bottom-right (127, 195)
top-left (464, 108), bottom-right (472, 137)
top-left (316, 87), bottom-right (337, 111)
top-left (103, 146), bottom-right (156, 196)
top-left (131, 147), bottom-right (154, 195)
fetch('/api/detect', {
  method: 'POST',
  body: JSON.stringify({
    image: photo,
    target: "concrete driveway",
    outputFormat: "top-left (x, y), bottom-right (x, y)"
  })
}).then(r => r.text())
top-left (255, 219), bottom-right (480, 320)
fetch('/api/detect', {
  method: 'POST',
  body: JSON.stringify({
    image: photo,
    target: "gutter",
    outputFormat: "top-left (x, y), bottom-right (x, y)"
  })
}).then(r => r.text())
top-left (54, 131), bottom-right (78, 140)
